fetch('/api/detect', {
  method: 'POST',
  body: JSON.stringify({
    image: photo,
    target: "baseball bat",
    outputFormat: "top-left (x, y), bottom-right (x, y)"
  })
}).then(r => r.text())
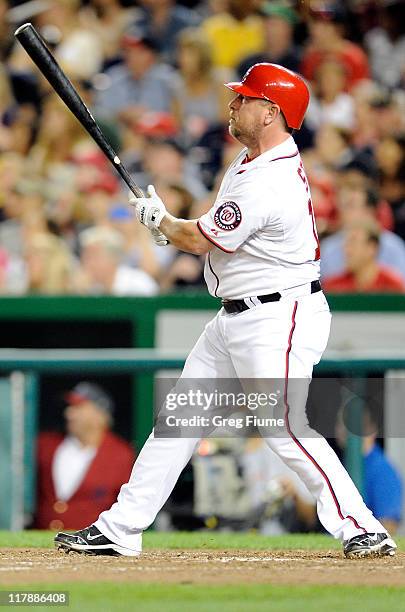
top-left (14, 22), bottom-right (144, 198)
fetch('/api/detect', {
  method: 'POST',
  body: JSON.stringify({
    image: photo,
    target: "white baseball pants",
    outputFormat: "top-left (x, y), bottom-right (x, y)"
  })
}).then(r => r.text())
top-left (96, 289), bottom-right (385, 553)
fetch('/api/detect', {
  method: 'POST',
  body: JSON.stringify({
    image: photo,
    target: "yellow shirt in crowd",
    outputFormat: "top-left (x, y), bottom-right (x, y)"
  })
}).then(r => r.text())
top-left (201, 13), bottom-right (265, 70)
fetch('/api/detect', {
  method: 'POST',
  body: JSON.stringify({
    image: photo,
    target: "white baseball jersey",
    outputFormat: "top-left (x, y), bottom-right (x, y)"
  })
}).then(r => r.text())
top-left (197, 136), bottom-right (320, 300)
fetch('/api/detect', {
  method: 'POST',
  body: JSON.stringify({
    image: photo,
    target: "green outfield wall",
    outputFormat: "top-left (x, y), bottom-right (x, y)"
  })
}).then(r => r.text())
top-left (0, 293), bottom-right (404, 529)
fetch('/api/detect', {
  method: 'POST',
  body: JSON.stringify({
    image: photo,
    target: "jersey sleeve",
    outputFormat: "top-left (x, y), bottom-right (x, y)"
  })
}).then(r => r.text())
top-left (197, 170), bottom-right (275, 253)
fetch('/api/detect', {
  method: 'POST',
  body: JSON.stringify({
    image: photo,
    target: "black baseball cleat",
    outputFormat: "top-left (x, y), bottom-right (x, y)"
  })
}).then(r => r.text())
top-left (344, 533), bottom-right (397, 558)
top-left (54, 525), bottom-right (140, 557)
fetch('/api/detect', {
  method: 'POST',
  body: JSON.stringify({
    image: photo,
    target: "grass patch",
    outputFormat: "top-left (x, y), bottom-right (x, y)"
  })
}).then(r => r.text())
top-left (4, 583), bottom-right (405, 612)
top-left (2, 532), bottom-right (404, 611)
top-left (1, 530), bottom-right (404, 551)
top-left (0, 531), bottom-right (340, 550)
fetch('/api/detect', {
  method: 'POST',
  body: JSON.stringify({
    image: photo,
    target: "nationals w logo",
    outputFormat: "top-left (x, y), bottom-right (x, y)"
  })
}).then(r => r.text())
top-left (214, 201), bottom-right (242, 231)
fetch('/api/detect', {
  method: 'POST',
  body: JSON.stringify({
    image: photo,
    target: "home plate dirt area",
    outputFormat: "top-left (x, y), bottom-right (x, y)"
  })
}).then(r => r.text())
top-left (1, 548), bottom-right (404, 587)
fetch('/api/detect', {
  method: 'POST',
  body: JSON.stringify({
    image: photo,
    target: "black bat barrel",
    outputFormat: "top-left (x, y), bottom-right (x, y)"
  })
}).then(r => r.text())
top-left (14, 23), bottom-right (143, 197)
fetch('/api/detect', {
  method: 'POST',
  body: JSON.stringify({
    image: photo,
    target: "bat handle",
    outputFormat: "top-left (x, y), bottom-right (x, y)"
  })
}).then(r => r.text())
top-left (111, 155), bottom-right (144, 198)
top-left (126, 179), bottom-right (144, 199)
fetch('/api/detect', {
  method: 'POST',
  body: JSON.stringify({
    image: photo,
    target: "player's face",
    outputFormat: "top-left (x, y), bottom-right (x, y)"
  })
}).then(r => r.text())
top-left (228, 94), bottom-right (271, 144)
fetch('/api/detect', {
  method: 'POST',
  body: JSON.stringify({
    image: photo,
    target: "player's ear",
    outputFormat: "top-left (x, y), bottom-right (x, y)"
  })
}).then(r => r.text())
top-left (264, 103), bottom-right (280, 126)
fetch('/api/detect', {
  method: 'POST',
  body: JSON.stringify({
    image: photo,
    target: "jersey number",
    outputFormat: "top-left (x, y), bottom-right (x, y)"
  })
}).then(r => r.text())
top-left (297, 162), bottom-right (320, 261)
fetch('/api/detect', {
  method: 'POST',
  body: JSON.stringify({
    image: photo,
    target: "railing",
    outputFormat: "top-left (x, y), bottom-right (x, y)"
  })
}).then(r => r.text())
top-left (2, 347), bottom-right (405, 447)
top-left (1, 293), bottom-right (404, 529)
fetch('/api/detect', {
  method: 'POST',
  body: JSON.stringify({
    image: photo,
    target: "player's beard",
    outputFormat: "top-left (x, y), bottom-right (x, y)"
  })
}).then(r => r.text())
top-left (229, 121), bottom-right (258, 147)
top-left (229, 122), bottom-right (242, 140)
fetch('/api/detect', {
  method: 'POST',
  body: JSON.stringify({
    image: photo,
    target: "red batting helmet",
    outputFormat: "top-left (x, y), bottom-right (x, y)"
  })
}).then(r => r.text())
top-left (225, 63), bottom-right (310, 130)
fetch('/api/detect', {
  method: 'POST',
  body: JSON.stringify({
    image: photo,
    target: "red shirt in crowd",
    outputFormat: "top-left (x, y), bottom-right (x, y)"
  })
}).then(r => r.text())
top-left (323, 266), bottom-right (405, 294)
top-left (34, 431), bottom-right (135, 530)
top-left (300, 42), bottom-right (369, 90)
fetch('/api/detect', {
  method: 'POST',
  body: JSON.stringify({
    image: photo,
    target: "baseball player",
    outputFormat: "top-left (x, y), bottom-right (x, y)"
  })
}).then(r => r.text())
top-left (55, 63), bottom-right (397, 559)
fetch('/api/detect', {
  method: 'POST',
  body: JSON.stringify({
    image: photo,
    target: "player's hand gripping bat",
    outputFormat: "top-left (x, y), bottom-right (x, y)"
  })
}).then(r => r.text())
top-left (14, 22), bottom-right (144, 198)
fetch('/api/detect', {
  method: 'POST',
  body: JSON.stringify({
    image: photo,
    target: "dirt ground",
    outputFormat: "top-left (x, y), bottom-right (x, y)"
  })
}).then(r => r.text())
top-left (1, 548), bottom-right (404, 587)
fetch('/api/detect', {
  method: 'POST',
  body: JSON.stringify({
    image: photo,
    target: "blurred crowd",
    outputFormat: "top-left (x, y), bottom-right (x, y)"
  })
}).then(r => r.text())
top-left (0, 0), bottom-right (405, 296)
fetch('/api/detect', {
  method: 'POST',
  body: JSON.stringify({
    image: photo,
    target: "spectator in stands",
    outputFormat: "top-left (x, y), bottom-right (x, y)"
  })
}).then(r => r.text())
top-left (80, 0), bottom-right (140, 70)
top-left (35, 0), bottom-right (104, 80)
top-left (0, 0), bottom-right (404, 298)
top-left (142, 138), bottom-right (208, 201)
top-left (302, 124), bottom-right (380, 231)
top-left (0, 0), bottom-right (13, 61)
top-left (376, 136), bottom-right (405, 241)
top-left (350, 80), bottom-right (381, 150)
top-left (364, 0), bottom-right (405, 89)
top-left (336, 164), bottom-right (387, 222)
top-left (336, 407), bottom-right (403, 534)
top-left (0, 247), bottom-right (9, 294)
top-left (310, 124), bottom-right (354, 173)
top-left (237, 1), bottom-right (300, 79)
top-left (76, 153), bottom-right (120, 229)
top-left (321, 185), bottom-right (405, 281)
top-left (43, 191), bottom-right (80, 256)
top-left (370, 91), bottom-right (405, 142)
top-left (34, 381), bottom-right (135, 530)
top-left (201, 0), bottom-right (264, 70)
top-left (0, 65), bottom-right (14, 147)
top-left (155, 180), bottom-right (195, 220)
top-left (160, 252), bottom-right (205, 291)
top-left (140, 180), bottom-right (204, 290)
top-left (2, 103), bottom-right (37, 156)
top-left (29, 96), bottom-right (86, 181)
top-left (301, 3), bottom-right (369, 91)
top-left (76, 225), bottom-right (158, 295)
top-left (349, 83), bottom-right (405, 153)
top-left (24, 232), bottom-right (75, 295)
top-left (134, 0), bottom-right (201, 64)
top-left (323, 220), bottom-right (405, 294)
top-left (0, 178), bottom-right (47, 294)
top-left (199, 0), bottom-right (229, 19)
top-left (0, 166), bottom-right (42, 291)
top-left (108, 203), bottom-right (162, 281)
top-left (0, 152), bottom-right (24, 222)
top-left (94, 28), bottom-right (180, 122)
top-left (149, 181), bottom-right (204, 288)
top-left (300, 125), bottom-right (352, 232)
top-left (176, 28), bottom-right (231, 145)
top-left (306, 59), bottom-right (355, 131)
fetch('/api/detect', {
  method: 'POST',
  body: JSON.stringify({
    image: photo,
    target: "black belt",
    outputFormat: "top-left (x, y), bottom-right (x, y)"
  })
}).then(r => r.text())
top-left (222, 280), bottom-right (321, 314)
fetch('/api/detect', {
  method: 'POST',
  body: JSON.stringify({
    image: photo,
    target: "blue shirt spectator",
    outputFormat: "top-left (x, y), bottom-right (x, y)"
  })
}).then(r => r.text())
top-left (95, 62), bottom-right (179, 117)
top-left (321, 229), bottom-right (405, 282)
top-left (134, 1), bottom-right (201, 64)
top-left (321, 185), bottom-right (405, 281)
top-left (336, 407), bottom-right (403, 534)
top-left (364, 443), bottom-right (403, 526)
top-left (95, 31), bottom-right (180, 119)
